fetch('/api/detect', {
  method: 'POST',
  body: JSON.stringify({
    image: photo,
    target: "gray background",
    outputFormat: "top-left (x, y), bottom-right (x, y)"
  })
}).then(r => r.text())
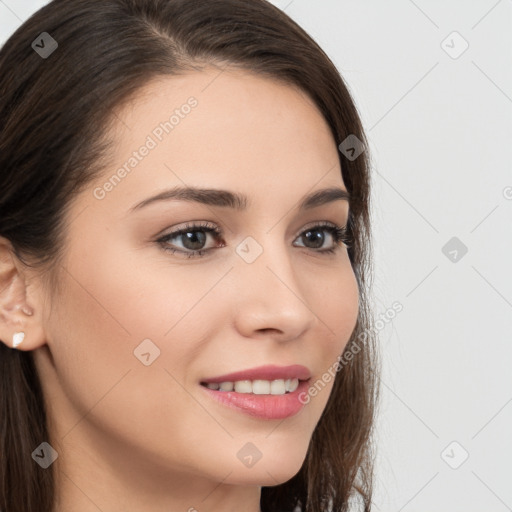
top-left (1, 1), bottom-right (511, 511)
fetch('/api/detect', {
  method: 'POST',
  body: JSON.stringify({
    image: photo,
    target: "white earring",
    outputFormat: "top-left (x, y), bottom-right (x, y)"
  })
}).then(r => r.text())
top-left (12, 331), bottom-right (25, 348)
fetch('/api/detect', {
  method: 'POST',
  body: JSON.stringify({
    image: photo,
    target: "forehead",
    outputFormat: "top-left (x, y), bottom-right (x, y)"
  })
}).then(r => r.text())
top-left (93, 67), bottom-right (345, 211)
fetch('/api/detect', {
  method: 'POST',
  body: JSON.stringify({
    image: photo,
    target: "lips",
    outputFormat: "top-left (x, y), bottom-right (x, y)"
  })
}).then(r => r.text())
top-left (200, 364), bottom-right (311, 384)
top-left (200, 376), bottom-right (311, 420)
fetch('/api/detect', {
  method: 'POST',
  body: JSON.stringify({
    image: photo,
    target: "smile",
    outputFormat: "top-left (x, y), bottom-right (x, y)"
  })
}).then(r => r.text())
top-left (199, 378), bottom-right (311, 420)
top-left (200, 378), bottom-right (300, 395)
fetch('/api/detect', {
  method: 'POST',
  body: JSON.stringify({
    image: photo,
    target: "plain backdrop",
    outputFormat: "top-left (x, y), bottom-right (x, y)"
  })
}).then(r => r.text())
top-left (1, 1), bottom-right (511, 511)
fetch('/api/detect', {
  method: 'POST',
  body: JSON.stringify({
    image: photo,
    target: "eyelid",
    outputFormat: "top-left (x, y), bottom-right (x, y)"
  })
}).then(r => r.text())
top-left (156, 221), bottom-right (219, 239)
top-left (297, 219), bottom-right (339, 233)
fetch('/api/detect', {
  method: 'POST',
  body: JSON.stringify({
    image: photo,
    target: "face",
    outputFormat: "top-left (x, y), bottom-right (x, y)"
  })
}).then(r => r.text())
top-left (32, 67), bottom-right (359, 506)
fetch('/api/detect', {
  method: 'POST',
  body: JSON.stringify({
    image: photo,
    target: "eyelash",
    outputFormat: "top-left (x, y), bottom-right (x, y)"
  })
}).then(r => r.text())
top-left (156, 221), bottom-right (352, 259)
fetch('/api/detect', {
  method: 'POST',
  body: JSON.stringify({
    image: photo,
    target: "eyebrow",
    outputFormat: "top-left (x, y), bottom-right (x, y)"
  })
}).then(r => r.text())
top-left (129, 185), bottom-right (350, 213)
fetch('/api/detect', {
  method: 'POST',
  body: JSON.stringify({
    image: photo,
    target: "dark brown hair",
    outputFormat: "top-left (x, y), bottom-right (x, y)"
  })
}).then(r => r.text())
top-left (0, 1), bottom-right (379, 510)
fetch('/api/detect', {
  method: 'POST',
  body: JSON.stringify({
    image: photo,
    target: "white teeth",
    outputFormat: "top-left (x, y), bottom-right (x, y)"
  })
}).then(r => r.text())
top-left (203, 378), bottom-right (300, 395)
top-left (234, 380), bottom-right (252, 393)
top-left (252, 380), bottom-right (270, 394)
top-left (286, 378), bottom-right (299, 392)
top-left (270, 379), bottom-right (286, 395)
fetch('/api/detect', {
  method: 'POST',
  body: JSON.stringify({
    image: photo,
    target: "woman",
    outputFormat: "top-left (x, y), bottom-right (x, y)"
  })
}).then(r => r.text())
top-left (0, 1), bottom-right (379, 511)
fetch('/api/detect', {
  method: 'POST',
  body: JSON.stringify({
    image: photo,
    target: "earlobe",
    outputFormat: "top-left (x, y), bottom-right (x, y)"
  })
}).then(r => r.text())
top-left (9, 304), bottom-right (34, 348)
top-left (12, 331), bottom-right (25, 348)
top-left (0, 238), bottom-right (46, 351)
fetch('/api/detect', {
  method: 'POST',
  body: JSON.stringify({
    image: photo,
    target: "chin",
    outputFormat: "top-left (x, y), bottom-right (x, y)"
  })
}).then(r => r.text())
top-left (223, 449), bottom-right (307, 487)
top-left (223, 466), bottom-right (303, 488)
top-left (261, 462), bottom-right (304, 486)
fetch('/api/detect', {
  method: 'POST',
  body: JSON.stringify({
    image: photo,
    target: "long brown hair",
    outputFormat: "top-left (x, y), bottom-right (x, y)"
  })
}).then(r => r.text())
top-left (0, 1), bottom-right (379, 510)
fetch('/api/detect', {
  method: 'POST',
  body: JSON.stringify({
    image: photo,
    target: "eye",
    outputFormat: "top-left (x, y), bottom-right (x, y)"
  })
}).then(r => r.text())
top-left (157, 221), bottom-right (223, 258)
top-left (293, 222), bottom-right (351, 254)
top-left (156, 221), bottom-right (351, 259)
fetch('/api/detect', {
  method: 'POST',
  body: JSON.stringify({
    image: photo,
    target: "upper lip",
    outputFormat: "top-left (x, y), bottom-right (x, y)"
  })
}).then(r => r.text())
top-left (200, 364), bottom-right (311, 384)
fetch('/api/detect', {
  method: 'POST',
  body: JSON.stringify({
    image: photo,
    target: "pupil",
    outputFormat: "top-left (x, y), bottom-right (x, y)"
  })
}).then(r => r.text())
top-left (304, 230), bottom-right (323, 249)
top-left (183, 231), bottom-right (206, 250)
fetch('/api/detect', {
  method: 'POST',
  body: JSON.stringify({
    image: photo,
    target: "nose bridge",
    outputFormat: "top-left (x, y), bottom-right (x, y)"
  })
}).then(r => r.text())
top-left (231, 233), bottom-right (317, 338)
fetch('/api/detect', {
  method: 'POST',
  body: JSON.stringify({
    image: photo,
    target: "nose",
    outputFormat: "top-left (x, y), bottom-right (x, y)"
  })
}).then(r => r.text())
top-left (231, 238), bottom-right (318, 342)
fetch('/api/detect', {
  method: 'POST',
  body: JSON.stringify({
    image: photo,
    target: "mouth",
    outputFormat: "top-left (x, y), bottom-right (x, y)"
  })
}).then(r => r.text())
top-left (200, 377), bottom-right (304, 395)
top-left (201, 379), bottom-right (311, 420)
top-left (200, 363), bottom-right (311, 387)
top-left (199, 365), bottom-right (312, 420)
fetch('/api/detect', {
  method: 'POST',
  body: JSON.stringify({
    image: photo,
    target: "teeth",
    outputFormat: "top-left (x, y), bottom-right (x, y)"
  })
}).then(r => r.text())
top-left (203, 378), bottom-right (300, 395)
top-left (219, 381), bottom-right (234, 392)
top-left (252, 380), bottom-right (270, 394)
top-left (234, 380), bottom-right (252, 393)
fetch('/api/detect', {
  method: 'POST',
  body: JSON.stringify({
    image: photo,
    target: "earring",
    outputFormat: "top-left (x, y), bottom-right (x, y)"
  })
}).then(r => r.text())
top-left (12, 331), bottom-right (25, 348)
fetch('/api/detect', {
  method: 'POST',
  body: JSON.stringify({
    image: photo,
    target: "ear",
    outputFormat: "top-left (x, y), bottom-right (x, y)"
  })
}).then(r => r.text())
top-left (0, 236), bottom-right (47, 350)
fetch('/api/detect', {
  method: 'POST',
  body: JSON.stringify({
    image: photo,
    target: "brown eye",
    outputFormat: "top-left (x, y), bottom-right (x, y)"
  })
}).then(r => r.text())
top-left (157, 222), bottom-right (224, 258)
top-left (294, 223), bottom-right (350, 254)
top-left (300, 228), bottom-right (326, 249)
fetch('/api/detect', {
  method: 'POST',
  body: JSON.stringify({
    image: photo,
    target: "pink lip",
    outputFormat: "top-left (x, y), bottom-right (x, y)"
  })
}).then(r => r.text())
top-left (200, 378), bottom-right (311, 420)
top-left (200, 364), bottom-right (311, 384)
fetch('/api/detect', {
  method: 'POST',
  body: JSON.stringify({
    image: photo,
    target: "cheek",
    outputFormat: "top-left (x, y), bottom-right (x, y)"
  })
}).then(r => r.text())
top-left (48, 240), bottom-right (232, 408)
top-left (312, 260), bottom-right (360, 355)
top-left (305, 262), bottom-right (359, 404)
top-left (45, 248), bottom-right (228, 467)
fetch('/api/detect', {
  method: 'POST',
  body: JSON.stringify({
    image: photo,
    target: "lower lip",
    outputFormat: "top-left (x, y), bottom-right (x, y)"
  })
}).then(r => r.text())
top-left (200, 379), bottom-right (310, 420)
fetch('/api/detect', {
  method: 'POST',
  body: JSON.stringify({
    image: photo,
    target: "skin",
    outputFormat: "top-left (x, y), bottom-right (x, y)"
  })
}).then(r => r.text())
top-left (0, 67), bottom-right (359, 512)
